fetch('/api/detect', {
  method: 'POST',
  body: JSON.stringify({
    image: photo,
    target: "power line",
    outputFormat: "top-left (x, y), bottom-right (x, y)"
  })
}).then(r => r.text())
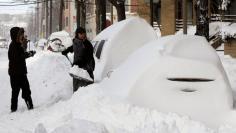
top-left (0, 0), bottom-right (140, 7)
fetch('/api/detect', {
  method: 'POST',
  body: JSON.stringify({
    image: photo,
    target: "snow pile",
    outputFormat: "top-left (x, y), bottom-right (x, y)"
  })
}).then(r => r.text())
top-left (51, 119), bottom-right (108, 133)
top-left (30, 83), bottom-right (234, 133)
top-left (220, 0), bottom-right (231, 10)
top-left (176, 25), bottom-right (196, 35)
top-left (176, 22), bottom-right (231, 38)
top-left (219, 54), bottom-right (236, 94)
top-left (221, 23), bottom-right (236, 40)
top-left (48, 31), bottom-right (73, 48)
top-left (92, 17), bottom-right (157, 82)
top-left (26, 51), bottom-right (73, 106)
top-left (209, 22), bottom-right (230, 37)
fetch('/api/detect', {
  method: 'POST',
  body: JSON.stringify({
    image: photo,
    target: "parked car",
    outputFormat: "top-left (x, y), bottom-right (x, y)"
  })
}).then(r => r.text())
top-left (36, 38), bottom-right (47, 50)
top-left (0, 38), bottom-right (8, 48)
top-left (100, 35), bottom-right (233, 127)
top-left (47, 31), bottom-right (72, 52)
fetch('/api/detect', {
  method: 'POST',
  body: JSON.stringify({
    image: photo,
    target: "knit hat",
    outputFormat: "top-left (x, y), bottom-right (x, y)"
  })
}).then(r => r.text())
top-left (75, 27), bottom-right (86, 34)
top-left (10, 27), bottom-right (24, 42)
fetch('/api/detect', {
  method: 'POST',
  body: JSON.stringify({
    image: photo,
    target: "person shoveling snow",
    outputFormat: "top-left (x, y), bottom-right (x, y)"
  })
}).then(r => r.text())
top-left (62, 27), bottom-right (95, 92)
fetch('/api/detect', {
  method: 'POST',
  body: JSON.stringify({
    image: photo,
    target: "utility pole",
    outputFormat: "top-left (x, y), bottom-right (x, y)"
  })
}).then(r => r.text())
top-left (50, 0), bottom-right (52, 34)
top-left (208, 0), bottom-right (211, 22)
top-left (150, 0), bottom-right (153, 27)
top-left (36, 1), bottom-right (39, 40)
top-left (76, 0), bottom-right (81, 27)
top-left (95, 0), bottom-right (100, 34)
top-left (45, 0), bottom-right (48, 38)
top-left (195, 0), bottom-right (209, 40)
top-left (183, 0), bottom-right (187, 34)
top-left (81, 0), bottom-right (86, 28)
top-left (111, 4), bottom-right (113, 24)
top-left (101, 0), bottom-right (106, 30)
top-left (59, 0), bottom-right (64, 31)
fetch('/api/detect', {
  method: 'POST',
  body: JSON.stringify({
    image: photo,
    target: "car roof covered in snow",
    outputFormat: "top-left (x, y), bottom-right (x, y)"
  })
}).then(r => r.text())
top-left (48, 31), bottom-right (73, 48)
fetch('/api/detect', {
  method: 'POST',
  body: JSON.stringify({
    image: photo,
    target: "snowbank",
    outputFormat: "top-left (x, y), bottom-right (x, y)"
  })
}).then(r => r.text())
top-left (92, 17), bottom-right (158, 82)
top-left (221, 23), bottom-right (236, 40)
top-left (31, 82), bottom-right (235, 133)
top-left (176, 22), bottom-right (231, 38)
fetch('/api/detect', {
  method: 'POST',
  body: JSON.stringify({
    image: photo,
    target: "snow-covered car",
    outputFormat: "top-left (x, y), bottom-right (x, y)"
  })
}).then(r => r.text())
top-left (0, 38), bottom-right (8, 48)
top-left (100, 35), bottom-right (233, 127)
top-left (35, 38), bottom-right (47, 50)
top-left (47, 31), bottom-right (72, 52)
top-left (92, 17), bottom-right (158, 82)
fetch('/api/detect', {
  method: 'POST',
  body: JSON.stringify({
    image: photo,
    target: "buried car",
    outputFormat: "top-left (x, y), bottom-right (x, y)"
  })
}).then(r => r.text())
top-left (47, 31), bottom-right (72, 52)
top-left (92, 17), bottom-right (158, 82)
top-left (36, 38), bottom-right (47, 50)
top-left (100, 35), bottom-right (234, 128)
top-left (0, 38), bottom-right (8, 48)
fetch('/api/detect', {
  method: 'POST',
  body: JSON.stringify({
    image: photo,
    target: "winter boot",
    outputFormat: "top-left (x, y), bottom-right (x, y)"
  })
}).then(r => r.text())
top-left (11, 98), bottom-right (18, 112)
top-left (25, 97), bottom-right (34, 110)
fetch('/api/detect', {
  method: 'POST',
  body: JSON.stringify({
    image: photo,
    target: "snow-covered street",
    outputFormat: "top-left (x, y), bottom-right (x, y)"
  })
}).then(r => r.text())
top-left (1, 0), bottom-right (236, 132)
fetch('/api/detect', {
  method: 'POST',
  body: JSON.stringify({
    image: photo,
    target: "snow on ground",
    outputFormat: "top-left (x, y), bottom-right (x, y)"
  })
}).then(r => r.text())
top-left (176, 22), bottom-right (231, 38)
top-left (221, 23), bottom-right (236, 40)
top-left (1, 36), bottom-right (236, 132)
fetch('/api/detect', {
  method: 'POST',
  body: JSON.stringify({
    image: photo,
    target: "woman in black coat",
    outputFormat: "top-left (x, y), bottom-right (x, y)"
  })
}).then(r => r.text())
top-left (8, 27), bottom-right (36, 112)
top-left (62, 27), bottom-right (95, 92)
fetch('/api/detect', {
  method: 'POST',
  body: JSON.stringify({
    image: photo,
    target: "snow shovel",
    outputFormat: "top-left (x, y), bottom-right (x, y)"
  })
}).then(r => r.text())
top-left (65, 55), bottom-right (73, 66)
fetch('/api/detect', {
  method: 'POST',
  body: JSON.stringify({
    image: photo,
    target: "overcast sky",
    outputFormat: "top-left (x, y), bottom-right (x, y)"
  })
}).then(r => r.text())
top-left (0, 0), bottom-right (35, 14)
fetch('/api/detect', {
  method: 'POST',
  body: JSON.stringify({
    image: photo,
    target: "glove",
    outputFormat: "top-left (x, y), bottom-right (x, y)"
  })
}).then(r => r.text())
top-left (29, 50), bottom-right (36, 57)
top-left (61, 50), bottom-right (67, 56)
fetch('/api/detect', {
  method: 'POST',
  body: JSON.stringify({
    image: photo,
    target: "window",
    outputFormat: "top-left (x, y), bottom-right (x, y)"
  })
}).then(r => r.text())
top-left (66, 17), bottom-right (69, 27)
top-left (93, 40), bottom-right (106, 59)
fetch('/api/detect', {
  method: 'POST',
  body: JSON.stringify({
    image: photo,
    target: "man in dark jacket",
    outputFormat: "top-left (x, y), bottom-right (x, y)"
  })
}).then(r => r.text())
top-left (8, 27), bottom-right (36, 112)
top-left (62, 27), bottom-right (95, 92)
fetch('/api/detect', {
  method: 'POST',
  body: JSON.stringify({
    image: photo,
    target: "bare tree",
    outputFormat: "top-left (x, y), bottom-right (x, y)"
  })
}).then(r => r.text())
top-left (95, 0), bottom-right (106, 33)
top-left (195, 0), bottom-right (209, 40)
top-left (108, 0), bottom-right (126, 21)
top-left (75, 0), bottom-right (86, 28)
top-left (81, 0), bottom-right (86, 28)
top-left (59, 0), bottom-right (64, 31)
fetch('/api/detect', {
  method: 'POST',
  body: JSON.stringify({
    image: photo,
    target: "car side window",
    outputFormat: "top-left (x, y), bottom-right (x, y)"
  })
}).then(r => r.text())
top-left (93, 40), bottom-right (106, 59)
top-left (95, 40), bottom-right (105, 59)
top-left (93, 41), bottom-right (99, 53)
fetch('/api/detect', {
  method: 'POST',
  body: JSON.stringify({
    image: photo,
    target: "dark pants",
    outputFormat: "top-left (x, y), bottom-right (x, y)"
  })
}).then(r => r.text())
top-left (73, 78), bottom-right (93, 92)
top-left (10, 75), bottom-right (33, 112)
